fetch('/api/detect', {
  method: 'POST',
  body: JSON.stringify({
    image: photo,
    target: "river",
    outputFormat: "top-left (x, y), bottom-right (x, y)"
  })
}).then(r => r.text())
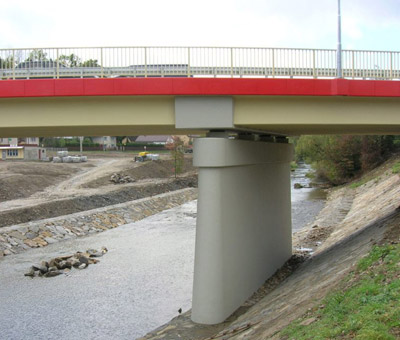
top-left (291, 163), bottom-right (326, 231)
top-left (0, 164), bottom-right (325, 340)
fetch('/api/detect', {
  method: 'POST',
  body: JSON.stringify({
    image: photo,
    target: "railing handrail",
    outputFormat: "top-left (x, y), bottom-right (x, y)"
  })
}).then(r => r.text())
top-left (1, 46), bottom-right (399, 53)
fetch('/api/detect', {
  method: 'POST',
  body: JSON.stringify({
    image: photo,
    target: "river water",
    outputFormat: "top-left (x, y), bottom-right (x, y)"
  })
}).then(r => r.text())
top-left (291, 163), bottom-right (326, 231)
top-left (0, 164), bottom-right (325, 340)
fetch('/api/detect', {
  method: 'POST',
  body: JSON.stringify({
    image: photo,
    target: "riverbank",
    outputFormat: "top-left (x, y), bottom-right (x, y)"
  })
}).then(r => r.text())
top-left (141, 156), bottom-right (400, 339)
top-left (0, 188), bottom-right (197, 257)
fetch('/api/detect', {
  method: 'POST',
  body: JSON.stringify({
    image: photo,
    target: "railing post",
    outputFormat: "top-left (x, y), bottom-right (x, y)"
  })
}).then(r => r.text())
top-left (188, 47), bottom-right (191, 77)
top-left (12, 50), bottom-right (15, 80)
top-left (351, 51), bottom-right (355, 79)
top-left (100, 48), bottom-right (104, 78)
top-left (272, 49), bottom-right (275, 77)
top-left (56, 48), bottom-right (59, 79)
top-left (230, 48), bottom-right (233, 78)
top-left (145, 47), bottom-right (148, 78)
top-left (390, 52), bottom-right (393, 79)
top-left (312, 49), bottom-right (316, 78)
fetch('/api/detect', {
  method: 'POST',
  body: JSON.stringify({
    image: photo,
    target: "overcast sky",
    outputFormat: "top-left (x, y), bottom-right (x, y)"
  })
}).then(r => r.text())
top-left (0, 0), bottom-right (399, 51)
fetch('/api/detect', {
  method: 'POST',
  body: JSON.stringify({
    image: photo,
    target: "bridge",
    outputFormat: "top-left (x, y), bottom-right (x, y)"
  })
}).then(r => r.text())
top-left (1, 46), bottom-right (400, 325)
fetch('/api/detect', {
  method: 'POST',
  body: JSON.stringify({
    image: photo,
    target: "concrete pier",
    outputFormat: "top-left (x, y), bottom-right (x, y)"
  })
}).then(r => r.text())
top-left (191, 137), bottom-right (294, 324)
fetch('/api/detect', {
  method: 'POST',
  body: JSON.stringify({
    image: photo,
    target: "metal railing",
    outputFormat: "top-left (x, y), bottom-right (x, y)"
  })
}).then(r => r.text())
top-left (0, 46), bottom-right (399, 80)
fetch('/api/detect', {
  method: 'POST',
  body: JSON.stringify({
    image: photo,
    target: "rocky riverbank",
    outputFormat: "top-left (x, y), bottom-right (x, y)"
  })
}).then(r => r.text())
top-left (0, 188), bottom-right (197, 257)
top-left (141, 156), bottom-right (400, 340)
top-left (0, 176), bottom-right (197, 228)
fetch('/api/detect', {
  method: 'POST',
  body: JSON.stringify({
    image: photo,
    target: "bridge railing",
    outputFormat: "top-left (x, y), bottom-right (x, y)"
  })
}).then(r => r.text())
top-left (0, 46), bottom-right (399, 80)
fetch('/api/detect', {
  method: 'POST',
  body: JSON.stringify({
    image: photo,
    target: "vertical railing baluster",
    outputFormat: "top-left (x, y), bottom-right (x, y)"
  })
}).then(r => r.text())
top-left (187, 47), bottom-right (191, 77)
top-left (390, 52), bottom-right (393, 79)
top-left (230, 48), bottom-right (233, 77)
top-left (145, 47), bottom-right (148, 78)
top-left (100, 48), bottom-right (104, 78)
top-left (12, 49), bottom-right (15, 80)
top-left (56, 48), bottom-right (59, 79)
top-left (272, 48), bottom-right (275, 77)
top-left (312, 49), bottom-right (316, 78)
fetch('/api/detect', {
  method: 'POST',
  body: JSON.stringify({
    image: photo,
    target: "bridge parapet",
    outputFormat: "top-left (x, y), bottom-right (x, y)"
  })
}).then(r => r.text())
top-left (1, 46), bottom-right (399, 80)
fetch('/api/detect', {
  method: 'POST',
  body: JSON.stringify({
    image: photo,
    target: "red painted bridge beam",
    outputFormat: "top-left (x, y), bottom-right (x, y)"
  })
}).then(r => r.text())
top-left (0, 78), bottom-right (399, 98)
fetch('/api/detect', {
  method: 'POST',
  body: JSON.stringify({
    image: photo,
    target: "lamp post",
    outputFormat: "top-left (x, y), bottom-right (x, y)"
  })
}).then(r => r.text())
top-left (337, 0), bottom-right (342, 78)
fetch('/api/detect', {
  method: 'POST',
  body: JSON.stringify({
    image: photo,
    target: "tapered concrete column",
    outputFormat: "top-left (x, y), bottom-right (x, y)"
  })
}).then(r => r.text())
top-left (191, 137), bottom-right (293, 324)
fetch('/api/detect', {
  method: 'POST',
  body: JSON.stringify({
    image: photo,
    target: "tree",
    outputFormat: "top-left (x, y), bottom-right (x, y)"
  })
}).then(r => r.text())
top-left (295, 135), bottom-right (395, 185)
top-left (58, 54), bottom-right (81, 67)
top-left (166, 136), bottom-right (185, 179)
top-left (80, 59), bottom-right (100, 67)
top-left (25, 49), bottom-right (48, 62)
top-left (0, 55), bottom-right (16, 69)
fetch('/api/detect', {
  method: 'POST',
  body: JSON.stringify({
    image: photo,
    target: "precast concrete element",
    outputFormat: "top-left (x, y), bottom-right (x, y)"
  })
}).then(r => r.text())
top-left (175, 97), bottom-right (234, 129)
top-left (191, 137), bottom-right (293, 324)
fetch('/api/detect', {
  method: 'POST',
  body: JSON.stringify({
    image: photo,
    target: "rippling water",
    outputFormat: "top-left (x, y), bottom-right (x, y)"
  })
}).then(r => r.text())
top-left (291, 163), bottom-right (327, 231)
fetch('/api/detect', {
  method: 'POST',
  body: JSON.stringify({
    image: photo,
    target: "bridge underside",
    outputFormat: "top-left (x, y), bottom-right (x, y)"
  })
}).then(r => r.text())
top-left (1, 95), bottom-right (400, 137)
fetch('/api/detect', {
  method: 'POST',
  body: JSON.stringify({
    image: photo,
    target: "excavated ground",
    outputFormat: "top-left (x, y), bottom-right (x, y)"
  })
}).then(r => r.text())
top-left (0, 154), bottom-right (196, 228)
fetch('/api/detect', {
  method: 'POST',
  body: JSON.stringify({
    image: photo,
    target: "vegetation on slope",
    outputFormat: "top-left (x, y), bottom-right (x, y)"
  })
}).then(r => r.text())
top-left (281, 244), bottom-right (400, 339)
top-left (292, 135), bottom-right (399, 185)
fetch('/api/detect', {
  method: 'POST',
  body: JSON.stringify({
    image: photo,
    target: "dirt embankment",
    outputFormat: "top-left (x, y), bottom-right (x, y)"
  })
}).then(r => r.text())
top-left (0, 177), bottom-right (197, 228)
top-left (0, 156), bottom-right (197, 228)
top-left (0, 162), bottom-right (94, 202)
top-left (82, 157), bottom-right (195, 188)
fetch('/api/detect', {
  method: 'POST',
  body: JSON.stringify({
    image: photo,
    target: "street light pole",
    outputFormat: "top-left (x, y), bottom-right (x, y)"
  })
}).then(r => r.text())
top-left (337, 0), bottom-right (342, 78)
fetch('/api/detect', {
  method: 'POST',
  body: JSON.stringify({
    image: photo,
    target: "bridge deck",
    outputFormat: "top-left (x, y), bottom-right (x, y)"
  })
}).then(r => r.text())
top-left (0, 78), bottom-right (399, 137)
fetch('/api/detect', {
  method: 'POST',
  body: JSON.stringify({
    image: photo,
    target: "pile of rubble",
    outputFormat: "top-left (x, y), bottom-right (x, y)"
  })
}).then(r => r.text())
top-left (24, 247), bottom-right (108, 278)
top-left (110, 173), bottom-right (135, 184)
top-left (52, 151), bottom-right (88, 163)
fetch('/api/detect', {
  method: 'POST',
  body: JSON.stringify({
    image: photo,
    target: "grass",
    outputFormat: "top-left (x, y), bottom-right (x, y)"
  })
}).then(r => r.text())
top-left (349, 178), bottom-right (370, 189)
top-left (392, 162), bottom-right (400, 174)
top-left (305, 171), bottom-right (315, 179)
top-left (280, 244), bottom-right (400, 340)
top-left (349, 175), bottom-right (381, 189)
top-left (291, 161), bottom-right (299, 171)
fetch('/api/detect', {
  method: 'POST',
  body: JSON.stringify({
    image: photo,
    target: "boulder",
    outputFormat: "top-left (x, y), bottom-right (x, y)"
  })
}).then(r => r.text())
top-left (78, 256), bottom-right (89, 265)
top-left (24, 268), bottom-right (36, 277)
top-left (110, 173), bottom-right (135, 184)
top-left (78, 263), bottom-right (88, 269)
top-left (44, 271), bottom-right (62, 277)
top-left (70, 258), bottom-right (81, 268)
top-left (32, 265), bottom-right (48, 274)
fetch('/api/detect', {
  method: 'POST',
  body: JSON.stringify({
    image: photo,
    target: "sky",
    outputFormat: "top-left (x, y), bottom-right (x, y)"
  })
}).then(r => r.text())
top-left (0, 0), bottom-right (399, 51)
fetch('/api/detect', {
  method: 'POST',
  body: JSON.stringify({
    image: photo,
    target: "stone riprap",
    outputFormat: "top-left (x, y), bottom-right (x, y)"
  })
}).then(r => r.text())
top-left (24, 247), bottom-right (108, 278)
top-left (0, 188), bottom-right (197, 257)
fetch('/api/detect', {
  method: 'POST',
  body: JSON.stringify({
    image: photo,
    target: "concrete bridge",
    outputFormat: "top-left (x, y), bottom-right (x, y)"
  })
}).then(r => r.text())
top-left (1, 46), bottom-right (400, 325)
